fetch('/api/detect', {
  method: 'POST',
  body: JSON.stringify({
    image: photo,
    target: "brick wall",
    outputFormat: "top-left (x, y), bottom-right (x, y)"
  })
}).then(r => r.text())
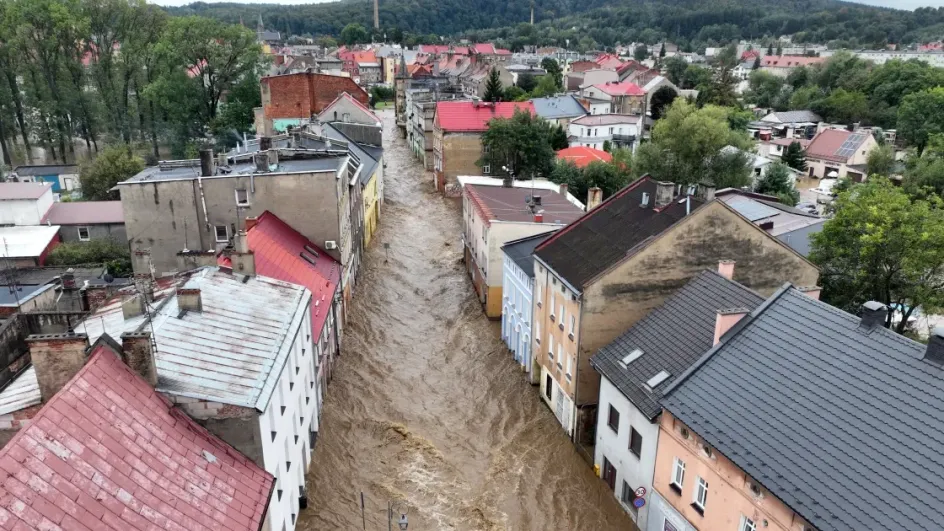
top-left (262, 73), bottom-right (370, 122)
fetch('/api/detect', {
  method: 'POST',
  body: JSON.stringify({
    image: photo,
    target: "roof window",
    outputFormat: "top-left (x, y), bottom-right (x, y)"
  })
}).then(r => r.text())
top-left (621, 349), bottom-right (643, 365)
top-left (645, 370), bottom-right (671, 390)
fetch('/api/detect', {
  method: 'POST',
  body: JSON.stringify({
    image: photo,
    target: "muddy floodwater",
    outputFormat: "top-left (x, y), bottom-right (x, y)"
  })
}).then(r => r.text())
top-left (298, 111), bottom-right (636, 530)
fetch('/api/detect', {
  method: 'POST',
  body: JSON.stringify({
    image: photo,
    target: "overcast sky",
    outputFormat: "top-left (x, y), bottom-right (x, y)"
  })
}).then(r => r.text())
top-left (149, 0), bottom-right (944, 8)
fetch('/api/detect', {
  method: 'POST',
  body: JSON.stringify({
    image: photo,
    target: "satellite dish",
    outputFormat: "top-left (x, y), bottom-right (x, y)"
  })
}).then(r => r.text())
top-left (104, 273), bottom-right (114, 283)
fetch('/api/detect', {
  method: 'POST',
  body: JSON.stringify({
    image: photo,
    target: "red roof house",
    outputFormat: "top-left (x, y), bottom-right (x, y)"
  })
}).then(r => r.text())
top-left (556, 146), bottom-right (613, 168)
top-left (592, 81), bottom-right (646, 97)
top-left (761, 55), bottom-right (827, 69)
top-left (0, 339), bottom-right (275, 530)
top-left (434, 101), bottom-right (535, 133)
top-left (260, 72), bottom-right (369, 133)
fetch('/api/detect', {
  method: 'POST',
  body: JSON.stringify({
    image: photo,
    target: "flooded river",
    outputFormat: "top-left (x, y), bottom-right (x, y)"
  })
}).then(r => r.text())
top-left (299, 111), bottom-right (636, 530)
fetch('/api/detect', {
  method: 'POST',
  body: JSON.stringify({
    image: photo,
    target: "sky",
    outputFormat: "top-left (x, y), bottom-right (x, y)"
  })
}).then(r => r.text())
top-left (149, 0), bottom-right (944, 6)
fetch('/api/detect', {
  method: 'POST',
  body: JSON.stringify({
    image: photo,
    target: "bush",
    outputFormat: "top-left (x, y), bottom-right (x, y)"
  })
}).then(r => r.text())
top-left (45, 239), bottom-right (132, 277)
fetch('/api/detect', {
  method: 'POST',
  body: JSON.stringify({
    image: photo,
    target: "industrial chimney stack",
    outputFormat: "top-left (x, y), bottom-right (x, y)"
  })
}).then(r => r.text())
top-left (374, 0), bottom-right (380, 30)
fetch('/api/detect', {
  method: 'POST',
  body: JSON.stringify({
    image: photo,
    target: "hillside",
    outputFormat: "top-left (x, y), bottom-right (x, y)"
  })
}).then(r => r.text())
top-left (169, 0), bottom-right (944, 49)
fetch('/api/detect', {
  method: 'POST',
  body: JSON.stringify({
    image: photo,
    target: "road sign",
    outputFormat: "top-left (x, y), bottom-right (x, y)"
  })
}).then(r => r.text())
top-left (633, 497), bottom-right (646, 509)
top-left (634, 486), bottom-right (647, 498)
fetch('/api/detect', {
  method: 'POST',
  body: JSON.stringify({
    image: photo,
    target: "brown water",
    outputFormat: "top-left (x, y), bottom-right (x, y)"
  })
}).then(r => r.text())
top-left (298, 111), bottom-right (636, 531)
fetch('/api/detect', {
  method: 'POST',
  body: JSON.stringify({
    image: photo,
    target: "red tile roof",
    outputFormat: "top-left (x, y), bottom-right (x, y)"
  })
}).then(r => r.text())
top-left (569, 60), bottom-right (598, 73)
top-left (0, 182), bottom-right (52, 200)
top-left (770, 138), bottom-right (811, 148)
top-left (556, 147), bottom-right (613, 168)
top-left (594, 53), bottom-right (624, 70)
top-left (805, 129), bottom-right (867, 163)
top-left (435, 101), bottom-right (535, 132)
top-left (761, 55), bottom-right (827, 68)
top-left (593, 81), bottom-right (646, 96)
top-left (42, 201), bottom-right (124, 225)
top-left (246, 211), bottom-right (341, 340)
top-left (0, 342), bottom-right (274, 531)
top-left (495, 48), bottom-right (512, 55)
top-left (472, 43), bottom-right (496, 55)
top-left (418, 44), bottom-right (469, 55)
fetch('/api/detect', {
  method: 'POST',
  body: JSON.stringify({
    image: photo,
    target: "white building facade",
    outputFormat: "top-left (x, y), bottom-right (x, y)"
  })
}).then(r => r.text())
top-left (568, 115), bottom-right (643, 151)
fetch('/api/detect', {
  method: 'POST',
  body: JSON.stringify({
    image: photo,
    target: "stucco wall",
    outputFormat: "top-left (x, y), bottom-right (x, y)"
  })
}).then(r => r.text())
top-left (58, 223), bottom-right (127, 244)
top-left (319, 96), bottom-right (379, 126)
top-left (501, 255), bottom-right (534, 376)
top-left (533, 261), bottom-right (581, 402)
top-left (0, 192), bottom-right (52, 226)
top-left (120, 167), bottom-right (350, 276)
top-left (441, 132), bottom-right (486, 184)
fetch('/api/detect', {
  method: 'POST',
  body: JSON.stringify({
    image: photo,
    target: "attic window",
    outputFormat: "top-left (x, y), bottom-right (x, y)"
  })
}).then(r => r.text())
top-left (303, 244), bottom-right (320, 257)
top-left (641, 192), bottom-right (650, 207)
top-left (645, 370), bottom-right (671, 390)
top-left (621, 349), bottom-right (643, 365)
top-left (300, 252), bottom-right (317, 265)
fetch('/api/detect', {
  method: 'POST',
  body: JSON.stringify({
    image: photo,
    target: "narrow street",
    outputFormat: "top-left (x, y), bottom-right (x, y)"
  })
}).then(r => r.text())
top-left (299, 110), bottom-right (636, 530)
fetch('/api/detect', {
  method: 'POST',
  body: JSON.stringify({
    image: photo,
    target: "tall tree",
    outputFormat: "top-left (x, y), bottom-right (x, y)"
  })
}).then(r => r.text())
top-left (810, 178), bottom-right (944, 334)
top-left (755, 162), bottom-right (799, 205)
top-left (517, 72), bottom-right (537, 92)
top-left (659, 42), bottom-right (666, 58)
top-left (865, 144), bottom-right (896, 177)
top-left (663, 56), bottom-right (687, 87)
top-left (483, 67), bottom-right (503, 102)
top-left (898, 87), bottom-right (944, 154)
top-left (649, 85), bottom-right (677, 121)
top-left (540, 57), bottom-right (562, 89)
top-left (479, 109), bottom-right (554, 179)
top-left (782, 141), bottom-right (808, 172)
top-left (79, 144), bottom-right (144, 200)
top-left (633, 44), bottom-right (648, 62)
top-left (339, 23), bottom-right (369, 45)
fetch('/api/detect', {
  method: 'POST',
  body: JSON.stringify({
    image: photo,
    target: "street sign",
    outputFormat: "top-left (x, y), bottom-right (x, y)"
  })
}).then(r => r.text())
top-left (635, 486), bottom-right (647, 498)
top-left (633, 497), bottom-right (646, 509)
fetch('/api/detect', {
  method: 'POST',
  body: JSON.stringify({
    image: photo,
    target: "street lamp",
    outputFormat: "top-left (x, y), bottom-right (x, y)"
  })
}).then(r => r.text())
top-left (397, 513), bottom-right (408, 530)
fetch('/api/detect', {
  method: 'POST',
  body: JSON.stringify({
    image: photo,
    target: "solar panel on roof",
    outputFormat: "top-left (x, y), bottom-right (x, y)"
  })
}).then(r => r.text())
top-left (835, 133), bottom-right (865, 158)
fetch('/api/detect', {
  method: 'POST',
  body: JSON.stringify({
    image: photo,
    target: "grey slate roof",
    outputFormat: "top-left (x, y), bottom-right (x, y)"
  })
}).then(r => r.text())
top-left (12, 164), bottom-right (78, 176)
top-left (531, 96), bottom-right (588, 120)
top-left (764, 110), bottom-right (822, 124)
top-left (590, 270), bottom-right (763, 419)
top-left (501, 231), bottom-right (557, 279)
top-left (324, 123), bottom-right (381, 185)
top-left (662, 287), bottom-right (944, 531)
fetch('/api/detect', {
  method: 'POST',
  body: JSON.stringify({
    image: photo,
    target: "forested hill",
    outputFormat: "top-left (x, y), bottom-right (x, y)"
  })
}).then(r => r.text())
top-left (169, 0), bottom-right (944, 50)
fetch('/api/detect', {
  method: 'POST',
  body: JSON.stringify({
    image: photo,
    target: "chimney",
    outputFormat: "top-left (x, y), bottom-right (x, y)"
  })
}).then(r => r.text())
top-left (61, 268), bottom-right (76, 290)
top-left (655, 181), bottom-right (674, 208)
top-left (177, 281), bottom-right (203, 312)
top-left (860, 301), bottom-right (887, 329)
top-left (502, 176), bottom-right (514, 188)
top-left (176, 250), bottom-right (218, 271)
top-left (717, 260), bottom-right (735, 280)
top-left (587, 187), bottom-right (603, 211)
top-left (259, 136), bottom-right (272, 150)
top-left (534, 212), bottom-right (544, 223)
top-left (27, 333), bottom-right (89, 402)
top-left (925, 326), bottom-right (944, 365)
top-left (695, 182), bottom-right (715, 202)
top-left (122, 293), bottom-right (146, 320)
top-left (799, 286), bottom-right (821, 300)
top-left (231, 231), bottom-right (256, 276)
top-left (266, 149), bottom-right (279, 170)
top-left (254, 152), bottom-right (269, 172)
top-left (199, 149), bottom-right (215, 177)
top-left (713, 308), bottom-right (749, 345)
top-left (120, 331), bottom-right (157, 387)
top-left (758, 220), bottom-right (774, 232)
top-left (559, 183), bottom-right (568, 197)
top-left (245, 216), bottom-right (259, 231)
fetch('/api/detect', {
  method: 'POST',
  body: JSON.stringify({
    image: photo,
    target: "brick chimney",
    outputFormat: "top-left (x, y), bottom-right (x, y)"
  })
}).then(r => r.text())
top-left (176, 249), bottom-right (218, 271)
top-left (799, 286), bottom-right (822, 300)
top-left (713, 308), bottom-right (749, 345)
top-left (587, 187), bottom-right (603, 211)
top-left (177, 281), bottom-right (203, 312)
top-left (27, 333), bottom-right (90, 402)
top-left (120, 331), bottom-right (157, 387)
top-left (231, 230), bottom-right (256, 276)
top-left (655, 181), bottom-right (675, 208)
top-left (122, 293), bottom-right (146, 320)
top-left (717, 260), bottom-right (735, 280)
top-left (245, 216), bottom-right (259, 231)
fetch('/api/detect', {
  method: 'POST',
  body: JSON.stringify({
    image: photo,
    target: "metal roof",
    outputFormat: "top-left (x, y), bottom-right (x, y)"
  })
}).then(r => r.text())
top-left (11, 164), bottom-right (78, 176)
top-left (531, 96), bottom-right (588, 120)
top-left (77, 267), bottom-right (310, 411)
top-left (0, 367), bottom-right (40, 415)
top-left (43, 201), bottom-right (124, 225)
top-left (0, 226), bottom-right (61, 258)
top-left (662, 287), bottom-right (944, 531)
top-left (0, 182), bottom-right (52, 200)
top-left (501, 231), bottom-right (556, 279)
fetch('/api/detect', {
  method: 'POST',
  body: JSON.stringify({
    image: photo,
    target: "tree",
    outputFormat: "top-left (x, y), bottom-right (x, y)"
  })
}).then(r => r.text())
top-left (680, 65), bottom-right (713, 90)
top-left (755, 162), bottom-right (800, 205)
top-left (649, 86), bottom-right (678, 121)
top-left (45, 239), bottom-right (132, 277)
top-left (540, 57), bottom-right (562, 89)
top-left (663, 56), bottom-right (688, 87)
top-left (483, 67), bottom-right (503, 102)
top-left (745, 70), bottom-right (786, 109)
top-left (813, 88), bottom-right (868, 124)
top-left (550, 124), bottom-right (568, 150)
top-left (752, 55), bottom-right (761, 70)
top-left (517, 73), bottom-right (537, 92)
top-left (339, 23), bottom-right (369, 45)
top-left (898, 87), bottom-right (944, 154)
top-left (776, 44), bottom-right (782, 56)
top-left (503, 85), bottom-right (526, 102)
top-left (479, 109), bottom-right (555, 179)
top-left (865, 144), bottom-right (896, 177)
top-left (782, 141), bottom-right (808, 172)
top-left (79, 145), bottom-right (145, 201)
top-left (602, 140), bottom-right (612, 152)
top-left (212, 75), bottom-right (261, 144)
top-left (659, 43), bottom-right (666, 58)
top-left (635, 99), bottom-right (754, 187)
top-left (766, 44), bottom-right (774, 55)
top-left (810, 178), bottom-right (944, 333)
top-left (530, 74), bottom-right (559, 98)
top-left (633, 44), bottom-right (648, 62)
top-left (903, 135), bottom-right (944, 199)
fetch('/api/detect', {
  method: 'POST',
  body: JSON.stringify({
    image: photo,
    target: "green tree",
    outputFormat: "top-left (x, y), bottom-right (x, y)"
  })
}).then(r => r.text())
top-left (45, 238), bottom-right (132, 276)
top-left (681, 65), bottom-right (713, 90)
top-left (635, 99), bottom-right (754, 187)
top-left (649, 85), bottom-right (678, 121)
top-left (540, 57), bottom-right (562, 89)
top-left (503, 85), bottom-right (526, 102)
top-left (903, 135), bottom-right (944, 199)
top-left (789, 85), bottom-right (821, 110)
top-left (813, 88), bottom-right (869, 124)
top-left (548, 160), bottom-right (584, 197)
top-left (212, 74), bottom-right (260, 143)
top-left (550, 124), bottom-right (568, 150)
top-left (339, 23), bottom-right (369, 45)
top-left (755, 162), bottom-right (800, 205)
top-left (752, 55), bottom-right (761, 70)
top-left (810, 178), bottom-right (944, 333)
top-left (659, 43), bottom-right (666, 58)
top-left (602, 140), bottom-right (612, 152)
top-left (898, 87), bottom-right (944, 154)
top-left (79, 145), bottom-right (145, 201)
top-left (776, 44), bottom-right (782, 56)
top-left (530, 74), bottom-right (559, 98)
top-left (479, 109), bottom-right (555, 179)
top-left (766, 43), bottom-right (774, 55)
top-left (517, 73), bottom-right (538, 92)
top-left (865, 143), bottom-right (896, 177)
top-left (483, 67), bottom-right (503, 102)
top-left (633, 44), bottom-right (648, 62)
top-left (782, 141), bottom-right (808, 172)
top-left (663, 56), bottom-right (688, 87)
top-left (745, 70), bottom-right (786, 109)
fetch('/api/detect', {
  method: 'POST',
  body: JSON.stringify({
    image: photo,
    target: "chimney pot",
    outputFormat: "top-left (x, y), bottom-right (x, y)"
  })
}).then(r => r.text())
top-left (587, 187), bottom-right (603, 211)
top-left (925, 327), bottom-right (944, 365)
top-left (177, 283), bottom-right (203, 312)
top-left (120, 332), bottom-right (158, 387)
top-left (259, 136), bottom-right (272, 150)
top-left (655, 181), bottom-right (675, 208)
top-left (245, 216), bottom-right (259, 231)
top-left (860, 301), bottom-right (887, 329)
top-left (199, 149), bottom-right (215, 177)
top-left (122, 294), bottom-right (146, 320)
top-left (559, 183), bottom-right (568, 197)
top-left (534, 212), bottom-right (544, 223)
top-left (717, 260), bottom-right (735, 280)
top-left (27, 333), bottom-right (89, 403)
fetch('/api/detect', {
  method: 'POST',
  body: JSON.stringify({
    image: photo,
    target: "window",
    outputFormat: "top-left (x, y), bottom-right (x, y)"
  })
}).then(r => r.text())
top-left (569, 315), bottom-right (575, 336)
top-left (641, 192), bottom-right (650, 207)
top-left (483, 144), bottom-right (490, 153)
top-left (629, 427), bottom-right (643, 457)
top-left (739, 516), bottom-right (756, 531)
top-left (609, 127), bottom-right (613, 135)
top-left (483, 164), bottom-right (490, 174)
top-left (214, 225), bottom-right (229, 242)
top-left (670, 457), bottom-right (685, 492)
top-left (547, 334), bottom-right (554, 360)
top-left (693, 476), bottom-right (708, 512)
top-left (77, 226), bottom-right (90, 241)
top-left (558, 302), bottom-right (565, 325)
top-left (564, 353), bottom-right (571, 380)
top-left (545, 374), bottom-right (553, 400)
top-left (621, 481), bottom-right (638, 513)
top-left (602, 456), bottom-right (616, 491)
top-left (236, 188), bottom-right (250, 205)
top-left (607, 405), bottom-right (620, 433)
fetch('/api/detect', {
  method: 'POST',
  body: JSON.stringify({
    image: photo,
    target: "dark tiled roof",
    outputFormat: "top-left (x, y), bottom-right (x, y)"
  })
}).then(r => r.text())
top-left (535, 176), bottom-right (704, 289)
top-left (590, 271), bottom-right (763, 419)
top-left (662, 287), bottom-right (944, 531)
top-left (501, 231), bottom-right (557, 279)
top-left (466, 185), bottom-right (584, 224)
